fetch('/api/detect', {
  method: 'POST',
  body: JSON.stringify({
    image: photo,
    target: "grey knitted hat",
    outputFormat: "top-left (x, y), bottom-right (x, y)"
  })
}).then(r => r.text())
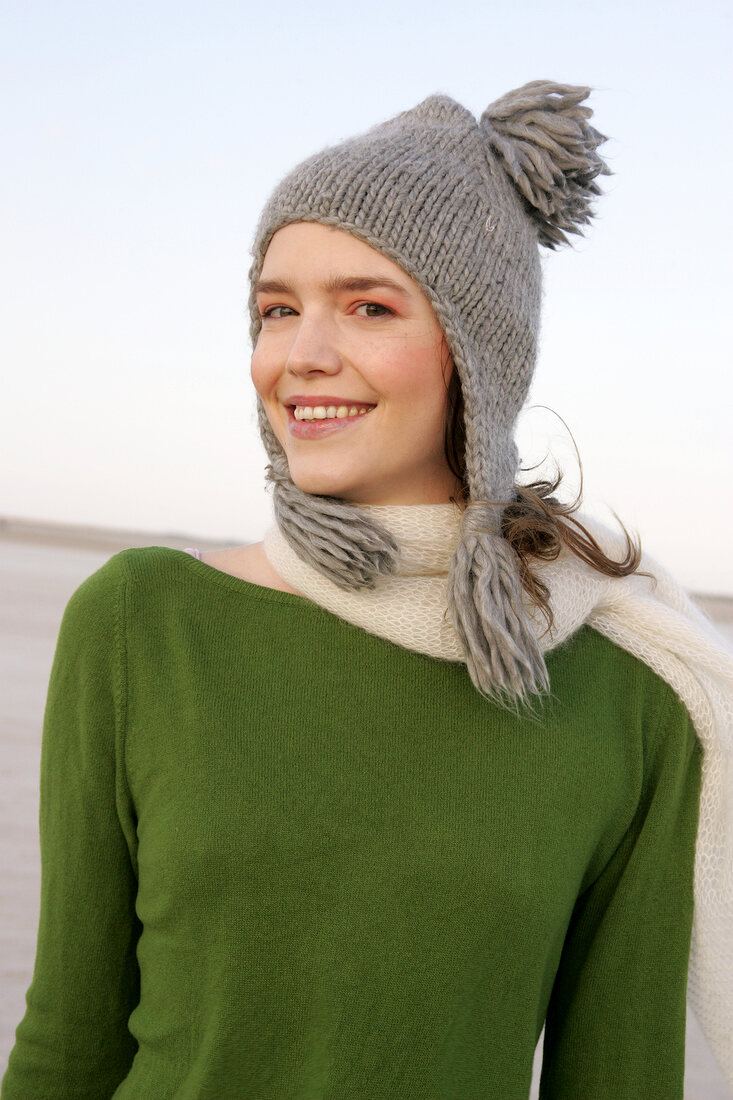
top-left (247, 79), bottom-right (610, 710)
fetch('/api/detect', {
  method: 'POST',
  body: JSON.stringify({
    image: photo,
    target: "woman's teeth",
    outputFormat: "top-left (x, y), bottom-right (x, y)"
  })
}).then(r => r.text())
top-left (293, 405), bottom-right (373, 421)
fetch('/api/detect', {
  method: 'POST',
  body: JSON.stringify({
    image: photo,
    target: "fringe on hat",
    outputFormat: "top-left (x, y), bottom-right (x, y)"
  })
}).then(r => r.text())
top-left (480, 80), bottom-right (612, 249)
top-left (446, 507), bottom-right (552, 715)
top-left (257, 402), bottom-right (400, 590)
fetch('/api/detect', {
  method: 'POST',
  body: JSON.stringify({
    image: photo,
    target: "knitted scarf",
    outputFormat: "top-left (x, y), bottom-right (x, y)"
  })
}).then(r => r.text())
top-left (263, 501), bottom-right (733, 1086)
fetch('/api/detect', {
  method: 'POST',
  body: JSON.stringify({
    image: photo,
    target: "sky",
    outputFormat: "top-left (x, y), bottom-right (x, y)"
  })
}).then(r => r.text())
top-left (1, 0), bottom-right (731, 593)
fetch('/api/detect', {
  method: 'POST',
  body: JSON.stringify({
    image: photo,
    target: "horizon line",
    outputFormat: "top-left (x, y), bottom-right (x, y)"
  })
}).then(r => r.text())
top-left (1, 513), bottom-right (731, 611)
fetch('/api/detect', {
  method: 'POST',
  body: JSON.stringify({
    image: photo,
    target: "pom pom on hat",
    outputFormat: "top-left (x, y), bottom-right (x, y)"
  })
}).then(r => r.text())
top-left (481, 80), bottom-right (612, 248)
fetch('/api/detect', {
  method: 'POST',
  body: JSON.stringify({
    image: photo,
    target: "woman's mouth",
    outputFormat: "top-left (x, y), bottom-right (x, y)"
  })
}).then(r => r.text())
top-left (286, 403), bottom-right (376, 439)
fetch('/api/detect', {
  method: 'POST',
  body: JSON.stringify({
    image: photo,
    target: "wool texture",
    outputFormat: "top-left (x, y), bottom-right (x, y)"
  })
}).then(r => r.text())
top-left (247, 80), bottom-right (611, 709)
top-left (264, 503), bottom-right (733, 1087)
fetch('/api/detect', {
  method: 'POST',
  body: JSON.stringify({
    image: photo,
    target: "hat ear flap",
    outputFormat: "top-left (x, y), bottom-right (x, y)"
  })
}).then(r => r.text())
top-left (480, 80), bottom-right (611, 249)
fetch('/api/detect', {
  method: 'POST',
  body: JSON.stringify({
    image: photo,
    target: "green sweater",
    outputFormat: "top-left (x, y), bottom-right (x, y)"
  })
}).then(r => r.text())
top-left (2, 546), bottom-right (702, 1100)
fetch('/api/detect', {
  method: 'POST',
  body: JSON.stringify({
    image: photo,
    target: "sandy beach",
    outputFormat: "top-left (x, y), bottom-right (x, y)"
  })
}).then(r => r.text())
top-left (1, 517), bottom-right (731, 1097)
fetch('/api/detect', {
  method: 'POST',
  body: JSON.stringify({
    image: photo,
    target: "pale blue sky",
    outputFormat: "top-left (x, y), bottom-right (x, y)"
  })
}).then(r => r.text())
top-left (2, 0), bottom-right (731, 592)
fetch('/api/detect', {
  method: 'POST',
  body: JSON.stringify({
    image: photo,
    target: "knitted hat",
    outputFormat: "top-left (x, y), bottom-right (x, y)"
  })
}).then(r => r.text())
top-left (247, 80), bottom-right (611, 709)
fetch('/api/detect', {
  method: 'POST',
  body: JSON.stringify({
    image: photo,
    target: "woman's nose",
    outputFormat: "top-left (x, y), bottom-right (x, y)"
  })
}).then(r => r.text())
top-left (285, 317), bottom-right (342, 376)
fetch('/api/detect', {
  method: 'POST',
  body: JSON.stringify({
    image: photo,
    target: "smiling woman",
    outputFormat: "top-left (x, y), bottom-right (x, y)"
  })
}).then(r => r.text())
top-left (251, 222), bottom-right (459, 505)
top-left (3, 80), bottom-right (732, 1100)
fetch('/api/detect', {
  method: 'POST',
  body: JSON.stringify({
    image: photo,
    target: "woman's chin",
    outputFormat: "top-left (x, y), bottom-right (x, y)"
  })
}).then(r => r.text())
top-left (288, 473), bottom-right (358, 501)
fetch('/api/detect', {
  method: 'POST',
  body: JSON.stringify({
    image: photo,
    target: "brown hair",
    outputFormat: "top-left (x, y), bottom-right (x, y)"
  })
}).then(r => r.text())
top-left (442, 363), bottom-right (654, 638)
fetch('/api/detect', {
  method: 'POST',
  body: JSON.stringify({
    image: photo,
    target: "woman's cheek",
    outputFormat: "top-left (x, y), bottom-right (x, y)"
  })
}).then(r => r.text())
top-left (250, 350), bottom-right (276, 401)
top-left (392, 347), bottom-right (444, 396)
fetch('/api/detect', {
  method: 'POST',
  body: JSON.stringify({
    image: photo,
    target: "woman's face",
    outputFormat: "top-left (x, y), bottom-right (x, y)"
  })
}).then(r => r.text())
top-left (251, 221), bottom-right (460, 506)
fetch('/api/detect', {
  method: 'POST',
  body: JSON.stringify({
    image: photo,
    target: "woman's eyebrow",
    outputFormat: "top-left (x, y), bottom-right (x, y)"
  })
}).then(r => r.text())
top-left (254, 275), bottom-right (412, 298)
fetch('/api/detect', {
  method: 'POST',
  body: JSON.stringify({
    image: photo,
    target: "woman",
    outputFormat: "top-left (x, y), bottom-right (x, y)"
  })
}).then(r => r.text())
top-left (3, 81), bottom-right (732, 1099)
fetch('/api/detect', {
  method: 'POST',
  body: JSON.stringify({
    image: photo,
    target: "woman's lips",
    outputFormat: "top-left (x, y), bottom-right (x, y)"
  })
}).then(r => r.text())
top-left (286, 405), bottom-right (375, 440)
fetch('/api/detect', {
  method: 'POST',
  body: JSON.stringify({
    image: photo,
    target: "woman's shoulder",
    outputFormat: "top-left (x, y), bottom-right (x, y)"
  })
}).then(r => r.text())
top-left (550, 623), bottom-right (692, 732)
top-left (58, 543), bottom-right (216, 620)
top-left (104, 540), bottom-right (303, 598)
top-left (60, 542), bottom-right (303, 621)
top-left (570, 623), bottom-right (697, 752)
top-left (49, 543), bottom-right (309, 676)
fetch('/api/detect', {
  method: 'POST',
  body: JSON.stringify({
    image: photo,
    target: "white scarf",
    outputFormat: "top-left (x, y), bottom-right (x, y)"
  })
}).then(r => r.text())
top-left (264, 502), bottom-right (733, 1085)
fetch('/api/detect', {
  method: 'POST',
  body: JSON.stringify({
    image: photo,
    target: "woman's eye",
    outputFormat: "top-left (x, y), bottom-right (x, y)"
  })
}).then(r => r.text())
top-left (355, 302), bottom-right (393, 318)
top-left (261, 305), bottom-right (295, 319)
top-left (260, 302), bottom-right (392, 320)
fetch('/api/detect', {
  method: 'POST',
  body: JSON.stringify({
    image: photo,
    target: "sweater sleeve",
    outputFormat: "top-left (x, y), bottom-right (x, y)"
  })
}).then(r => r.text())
top-left (1, 556), bottom-right (141, 1099)
top-left (538, 680), bottom-right (703, 1099)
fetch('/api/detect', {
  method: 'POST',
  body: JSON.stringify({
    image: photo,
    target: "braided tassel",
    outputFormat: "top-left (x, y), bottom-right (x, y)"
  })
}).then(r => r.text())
top-left (257, 399), bottom-right (400, 591)
top-left (446, 508), bottom-right (551, 715)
